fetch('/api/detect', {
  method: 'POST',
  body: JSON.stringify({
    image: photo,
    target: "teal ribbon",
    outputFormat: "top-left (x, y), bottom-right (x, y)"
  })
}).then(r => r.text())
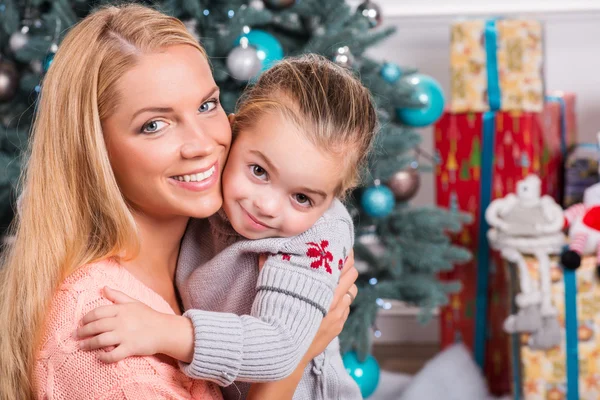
top-left (484, 19), bottom-right (501, 111)
top-left (546, 95), bottom-right (568, 156)
top-left (563, 261), bottom-right (579, 400)
top-left (474, 111), bottom-right (496, 368)
top-left (509, 266), bottom-right (522, 400)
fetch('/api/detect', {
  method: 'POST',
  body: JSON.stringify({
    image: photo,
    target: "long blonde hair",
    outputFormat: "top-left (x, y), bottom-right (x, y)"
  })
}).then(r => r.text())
top-left (233, 54), bottom-right (378, 198)
top-left (0, 5), bottom-right (205, 398)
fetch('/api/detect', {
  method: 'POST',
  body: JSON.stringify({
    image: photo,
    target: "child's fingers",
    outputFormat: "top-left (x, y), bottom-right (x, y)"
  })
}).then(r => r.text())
top-left (103, 286), bottom-right (137, 304)
top-left (77, 317), bottom-right (116, 339)
top-left (97, 345), bottom-right (131, 364)
top-left (81, 305), bottom-right (119, 325)
top-left (78, 332), bottom-right (120, 351)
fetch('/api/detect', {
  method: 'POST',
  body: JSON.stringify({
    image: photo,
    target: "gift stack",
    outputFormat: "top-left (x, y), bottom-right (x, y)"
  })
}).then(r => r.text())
top-left (506, 255), bottom-right (600, 400)
top-left (435, 18), bottom-right (577, 395)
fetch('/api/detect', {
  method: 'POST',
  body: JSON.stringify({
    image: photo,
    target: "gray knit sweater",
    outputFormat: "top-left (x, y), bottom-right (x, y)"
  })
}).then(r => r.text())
top-left (176, 199), bottom-right (362, 400)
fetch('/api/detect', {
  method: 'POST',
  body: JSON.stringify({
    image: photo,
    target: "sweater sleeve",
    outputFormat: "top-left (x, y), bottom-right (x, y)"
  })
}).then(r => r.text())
top-left (180, 214), bottom-right (354, 385)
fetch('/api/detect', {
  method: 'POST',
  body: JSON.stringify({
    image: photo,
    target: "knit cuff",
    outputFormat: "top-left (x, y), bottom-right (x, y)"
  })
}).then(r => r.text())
top-left (179, 309), bottom-right (243, 386)
top-left (256, 263), bottom-right (336, 316)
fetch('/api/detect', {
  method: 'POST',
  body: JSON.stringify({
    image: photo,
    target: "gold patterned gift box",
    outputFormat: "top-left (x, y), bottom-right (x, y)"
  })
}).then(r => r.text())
top-left (450, 19), bottom-right (544, 113)
top-left (508, 256), bottom-right (600, 399)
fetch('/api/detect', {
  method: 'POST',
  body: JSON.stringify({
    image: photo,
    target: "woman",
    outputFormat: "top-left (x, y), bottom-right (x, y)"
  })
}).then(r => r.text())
top-left (0, 4), bottom-right (356, 399)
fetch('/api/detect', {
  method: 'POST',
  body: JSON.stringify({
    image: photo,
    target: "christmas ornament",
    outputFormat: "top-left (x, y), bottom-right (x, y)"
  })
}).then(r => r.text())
top-left (342, 351), bottom-right (380, 398)
top-left (360, 185), bottom-right (395, 218)
top-left (9, 26), bottom-right (30, 53)
top-left (357, 0), bottom-right (382, 29)
top-left (227, 45), bottom-right (263, 81)
top-left (263, 0), bottom-right (296, 10)
top-left (387, 167), bottom-right (420, 201)
top-left (43, 44), bottom-right (59, 73)
top-left (0, 59), bottom-right (20, 102)
top-left (333, 46), bottom-right (354, 69)
top-left (380, 62), bottom-right (401, 83)
top-left (396, 73), bottom-right (445, 127)
top-left (235, 30), bottom-right (283, 73)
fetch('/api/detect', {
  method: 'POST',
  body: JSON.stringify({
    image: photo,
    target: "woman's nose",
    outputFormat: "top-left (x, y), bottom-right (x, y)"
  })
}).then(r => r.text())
top-left (180, 121), bottom-right (217, 159)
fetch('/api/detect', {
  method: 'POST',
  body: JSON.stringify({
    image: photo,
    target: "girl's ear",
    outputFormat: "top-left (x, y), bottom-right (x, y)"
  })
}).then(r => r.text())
top-left (228, 113), bottom-right (236, 126)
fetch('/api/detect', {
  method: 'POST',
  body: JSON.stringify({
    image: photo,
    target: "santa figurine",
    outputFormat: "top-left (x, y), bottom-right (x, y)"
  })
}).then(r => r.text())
top-left (561, 182), bottom-right (600, 274)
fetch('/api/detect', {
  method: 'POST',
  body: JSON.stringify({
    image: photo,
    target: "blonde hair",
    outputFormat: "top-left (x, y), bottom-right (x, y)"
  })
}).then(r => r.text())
top-left (233, 54), bottom-right (378, 198)
top-left (0, 5), bottom-right (205, 399)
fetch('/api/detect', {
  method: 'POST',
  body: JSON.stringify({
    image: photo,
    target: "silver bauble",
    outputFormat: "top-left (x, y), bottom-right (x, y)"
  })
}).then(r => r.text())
top-left (387, 168), bottom-right (420, 201)
top-left (227, 45), bottom-right (263, 81)
top-left (357, 0), bottom-right (383, 28)
top-left (9, 29), bottom-right (29, 52)
top-left (0, 60), bottom-right (20, 103)
top-left (333, 46), bottom-right (354, 69)
top-left (263, 0), bottom-right (296, 10)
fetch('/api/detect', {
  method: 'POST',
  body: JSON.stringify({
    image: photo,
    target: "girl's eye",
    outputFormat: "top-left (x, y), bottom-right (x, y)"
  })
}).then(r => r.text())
top-left (141, 120), bottom-right (168, 134)
top-left (199, 99), bottom-right (218, 113)
top-left (251, 165), bottom-right (268, 181)
top-left (294, 194), bottom-right (313, 207)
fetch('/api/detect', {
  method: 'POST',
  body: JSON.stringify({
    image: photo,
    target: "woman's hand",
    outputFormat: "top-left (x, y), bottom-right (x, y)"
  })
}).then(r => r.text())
top-left (77, 287), bottom-right (194, 363)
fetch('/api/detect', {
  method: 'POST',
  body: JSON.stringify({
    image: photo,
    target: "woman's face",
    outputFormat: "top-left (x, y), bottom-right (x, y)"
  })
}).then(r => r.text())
top-left (102, 45), bottom-right (231, 220)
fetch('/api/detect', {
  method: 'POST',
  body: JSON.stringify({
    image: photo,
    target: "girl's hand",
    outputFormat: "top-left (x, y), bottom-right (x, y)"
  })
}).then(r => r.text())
top-left (77, 287), bottom-right (192, 363)
top-left (305, 250), bottom-right (358, 360)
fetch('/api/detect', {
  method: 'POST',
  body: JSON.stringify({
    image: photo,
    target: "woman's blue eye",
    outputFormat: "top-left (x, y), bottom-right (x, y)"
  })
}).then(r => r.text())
top-left (141, 120), bottom-right (167, 134)
top-left (199, 99), bottom-right (218, 113)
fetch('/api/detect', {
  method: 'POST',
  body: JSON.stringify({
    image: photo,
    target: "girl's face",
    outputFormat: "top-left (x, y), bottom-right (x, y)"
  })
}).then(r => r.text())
top-left (102, 45), bottom-right (231, 220)
top-left (222, 111), bottom-right (342, 239)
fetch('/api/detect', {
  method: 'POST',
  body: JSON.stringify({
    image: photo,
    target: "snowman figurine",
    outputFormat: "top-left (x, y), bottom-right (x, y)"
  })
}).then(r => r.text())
top-left (486, 174), bottom-right (565, 349)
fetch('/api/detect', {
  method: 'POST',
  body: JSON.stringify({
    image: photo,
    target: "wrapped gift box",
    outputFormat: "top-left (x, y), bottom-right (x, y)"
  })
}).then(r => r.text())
top-left (509, 256), bottom-right (599, 400)
top-left (434, 101), bottom-right (576, 395)
top-left (545, 92), bottom-right (579, 207)
top-left (450, 19), bottom-right (544, 113)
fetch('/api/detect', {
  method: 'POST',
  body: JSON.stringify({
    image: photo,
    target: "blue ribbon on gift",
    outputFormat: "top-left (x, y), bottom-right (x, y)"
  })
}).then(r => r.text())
top-left (546, 95), bottom-right (568, 157)
top-left (472, 18), bottom-right (501, 370)
top-left (474, 111), bottom-right (496, 368)
top-left (485, 19), bottom-right (501, 112)
top-left (563, 261), bottom-right (579, 400)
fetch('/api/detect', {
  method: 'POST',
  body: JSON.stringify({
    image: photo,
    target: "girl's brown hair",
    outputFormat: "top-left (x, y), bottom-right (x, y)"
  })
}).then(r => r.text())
top-left (233, 54), bottom-right (378, 198)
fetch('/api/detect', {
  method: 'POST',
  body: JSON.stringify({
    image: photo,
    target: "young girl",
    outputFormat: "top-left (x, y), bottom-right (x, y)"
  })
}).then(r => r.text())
top-left (78, 55), bottom-right (377, 399)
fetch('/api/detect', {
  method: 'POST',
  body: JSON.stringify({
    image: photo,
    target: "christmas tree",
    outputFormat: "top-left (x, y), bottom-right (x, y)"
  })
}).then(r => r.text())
top-left (0, 0), bottom-right (470, 362)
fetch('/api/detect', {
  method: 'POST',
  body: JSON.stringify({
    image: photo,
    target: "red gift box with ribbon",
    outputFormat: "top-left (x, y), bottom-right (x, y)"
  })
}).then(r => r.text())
top-left (434, 101), bottom-right (569, 395)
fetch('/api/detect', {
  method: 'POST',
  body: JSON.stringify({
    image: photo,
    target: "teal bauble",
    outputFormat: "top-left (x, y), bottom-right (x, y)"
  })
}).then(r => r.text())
top-left (342, 351), bottom-right (380, 398)
top-left (42, 52), bottom-right (55, 73)
top-left (360, 186), bottom-right (395, 218)
top-left (396, 73), bottom-right (445, 127)
top-left (380, 62), bottom-right (402, 83)
top-left (235, 30), bottom-right (283, 73)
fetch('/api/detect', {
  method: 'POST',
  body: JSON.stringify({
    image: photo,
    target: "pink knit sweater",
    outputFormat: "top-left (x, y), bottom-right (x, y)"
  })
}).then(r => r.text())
top-left (34, 259), bottom-right (223, 400)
